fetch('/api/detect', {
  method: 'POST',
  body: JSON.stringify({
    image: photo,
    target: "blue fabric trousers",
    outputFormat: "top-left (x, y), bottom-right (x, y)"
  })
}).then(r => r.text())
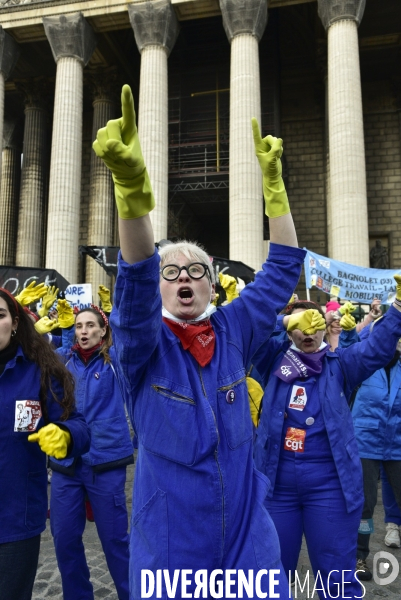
top-left (0, 534), bottom-right (40, 600)
top-left (50, 460), bottom-right (130, 600)
top-left (265, 457), bottom-right (363, 600)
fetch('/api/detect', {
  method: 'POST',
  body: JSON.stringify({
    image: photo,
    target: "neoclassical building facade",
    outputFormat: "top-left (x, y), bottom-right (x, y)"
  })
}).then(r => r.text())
top-left (0, 0), bottom-right (399, 291)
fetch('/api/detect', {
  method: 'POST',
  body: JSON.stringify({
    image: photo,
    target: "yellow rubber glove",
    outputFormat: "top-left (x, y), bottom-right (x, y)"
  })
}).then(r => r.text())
top-left (56, 299), bottom-right (75, 329)
top-left (34, 316), bottom-right (60, 335)
top-left (246, 376), bottom-right (264, 427)
top-left (287, 309), bottom-right (326, 335)
top-left (38, 286), bottom-right (59, 318)
top-left (211, 293), bottom-right (219, 307)
top-left (338, 301), bottom-right (356, 316)
top-left (98, 285), bottom-right (112, 313)
top-left (15, 281), bottom-right (47, 306)
top-left (28, 423), bottom-right (71, 459)
top-left (339, 307), bottom-right (356, 331)
top-left (394, 274), bottom-right (401, 301)
top-left (92, 84), bottom-right (155, 219)
top-left (219, 272), bottom-right (239, 303)
top-left (251, 118), bottom-right (290, 218)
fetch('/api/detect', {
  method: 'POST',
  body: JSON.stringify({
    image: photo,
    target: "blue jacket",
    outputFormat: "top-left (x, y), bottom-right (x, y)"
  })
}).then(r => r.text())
top-left (0, 345), bottom-right (90, 544)
top-left (340, 325), bottom-right (401, 460)
top-left (252, 305), bottom-right (401, 514)
top-left (110, 244), bottom-right (305, 598)
top-left (51, 344), bottom-right (133, 472)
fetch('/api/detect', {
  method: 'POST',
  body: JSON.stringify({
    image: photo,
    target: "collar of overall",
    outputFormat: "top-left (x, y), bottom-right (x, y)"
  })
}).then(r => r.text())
top-left (162, 305), bottom-right (217, 367)
top-left (274, 342), bottom-right (329, 383)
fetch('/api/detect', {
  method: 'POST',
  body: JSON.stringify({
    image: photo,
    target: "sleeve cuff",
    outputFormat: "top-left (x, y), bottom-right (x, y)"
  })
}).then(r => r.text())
top-left (117, 249), bottom-right (160, 280)
top-left (268, 243), bottom-right (306, 264)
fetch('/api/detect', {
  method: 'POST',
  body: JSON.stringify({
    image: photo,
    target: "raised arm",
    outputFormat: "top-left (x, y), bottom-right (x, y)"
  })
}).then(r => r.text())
top-left (92, 85), bottom-right (154, 264)
top-left (252, 118), bottom-right (297, 248)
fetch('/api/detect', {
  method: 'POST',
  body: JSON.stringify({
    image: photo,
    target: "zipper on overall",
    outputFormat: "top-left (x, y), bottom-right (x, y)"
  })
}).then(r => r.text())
top-left (198, 364), bottom-right (225, 547)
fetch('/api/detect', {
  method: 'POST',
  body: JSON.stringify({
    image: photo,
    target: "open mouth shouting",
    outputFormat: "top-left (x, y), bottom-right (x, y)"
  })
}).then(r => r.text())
top-left (178, 287), bottom-right (194, 304)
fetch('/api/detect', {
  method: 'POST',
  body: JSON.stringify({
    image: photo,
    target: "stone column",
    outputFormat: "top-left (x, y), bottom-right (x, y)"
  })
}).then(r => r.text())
top-left (0, 118), bottom-right (22, 265)
top-left (318, 0), bottom-right (369, 266)
top-left (128, 0), bottom-right (179, 242)
top-left (43, 13), bottom-right (96, 283)
top-left (0, 28), bottom-right (20, 188)
top-left (220, 0), bottom-right (267, 271)
top-left (15, 80), bottom-right (50, 268)
top-left (85, 70), bottom-right (118, 292)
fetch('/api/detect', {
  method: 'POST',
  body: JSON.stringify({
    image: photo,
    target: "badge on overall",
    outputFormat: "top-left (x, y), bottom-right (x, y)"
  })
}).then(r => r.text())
top-left (289, 385), bottom-right (307, 411)
top-left (284, 427), bottom-right (306, 453)
top-left (14, 400), bottom-right (42, 432)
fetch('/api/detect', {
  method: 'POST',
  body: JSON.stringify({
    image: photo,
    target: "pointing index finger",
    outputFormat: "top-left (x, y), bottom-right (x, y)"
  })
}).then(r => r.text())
top-left (251, 117), bottom-right (262, 146)
top-left (121, 84), bottom-right (136, 137)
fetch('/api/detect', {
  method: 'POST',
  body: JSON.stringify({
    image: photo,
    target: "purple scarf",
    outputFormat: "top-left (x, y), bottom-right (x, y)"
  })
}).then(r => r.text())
top-left (274, 344), bottom-right (330, 383)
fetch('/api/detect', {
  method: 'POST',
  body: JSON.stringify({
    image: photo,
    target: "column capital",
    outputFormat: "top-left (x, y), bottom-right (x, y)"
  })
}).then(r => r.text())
top-left (317, 0), bottom-right (366, 32)
top-left (15, 77), bottom-right (53, 111)
top-left (128, 0), bottom-right (179, 57)
top-left (85, 67), bottom-right (121, 104)
top-left (0, 27), bottom-right (20, 80)
top-left (219, 0), bottom-right (267, 43)
top-left (43, 12), bottom-right (96, 66)
top-left (3, 117), bottom-right (23, 150)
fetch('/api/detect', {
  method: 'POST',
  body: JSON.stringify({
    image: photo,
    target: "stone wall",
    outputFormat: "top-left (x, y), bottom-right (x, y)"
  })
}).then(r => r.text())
top-left (363, 81), bottom-right (401, 268)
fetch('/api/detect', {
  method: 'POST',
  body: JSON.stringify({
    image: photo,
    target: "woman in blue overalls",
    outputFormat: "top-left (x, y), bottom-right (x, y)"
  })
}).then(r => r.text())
top-left (50, 305), bottom-right (134, 600)
top-left (252, 299), bottom-right (401, 599)
top-left (0, 288), bottom-right (90, 600)
top-left (93, 85), bottom-right (304, 599)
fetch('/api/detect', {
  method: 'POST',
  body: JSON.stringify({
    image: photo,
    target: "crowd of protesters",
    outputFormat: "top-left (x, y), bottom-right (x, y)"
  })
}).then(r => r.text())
top-left (1, 84), bottom-right (401, 600)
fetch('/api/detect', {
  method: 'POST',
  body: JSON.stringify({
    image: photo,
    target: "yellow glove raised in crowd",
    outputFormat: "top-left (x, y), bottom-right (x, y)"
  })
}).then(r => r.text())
top-left (219, 272), bottom-right (239, 303)
top-left (287, 309), bottom-right (326, 336)
top-left (339, 307), bottom-right (356, 331)
top-left (246, 375), bottom-right (264, 428)
top-left (92, 84), bottom-right (155, 220)
top-left (251, 118), bottom-right (290, 219)
top-left (338, 301), bottom-right (356, 316)
top-left (211, 293), bottom-right (219, 307)
top-left (34, 316), bottom-right (60, 335)
top-left (15, 281), bottom-right (47, 306)
top-left (56, 299), bottom-right (75, 329)
top-left (28, 423), bottom-right (71, 459)
top-left (38, 286), bottom-right (59, 318)
top-left (98, 285), bottom-right (112, 313)
top-left (394, 274), bottom-right (401, 302)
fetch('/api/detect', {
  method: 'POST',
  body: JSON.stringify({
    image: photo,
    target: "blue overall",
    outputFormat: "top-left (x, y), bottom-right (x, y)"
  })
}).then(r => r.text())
top-left (340, 326), bottom-right (401, 558)
top-left (253, 306), bottom-right (401, 600)
top-left (110, 243), bottom-right (306, 600)
top-left (49, 345), bottom-right (134, 600)
top-left (0, 345), bottom-right (90, 599)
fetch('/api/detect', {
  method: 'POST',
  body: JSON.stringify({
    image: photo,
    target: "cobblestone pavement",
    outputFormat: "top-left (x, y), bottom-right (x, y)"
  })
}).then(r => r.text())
top-left (33, 472), bottom-right (401, 599)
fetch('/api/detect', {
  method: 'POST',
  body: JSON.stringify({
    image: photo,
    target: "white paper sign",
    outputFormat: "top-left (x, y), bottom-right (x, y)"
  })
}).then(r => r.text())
top-left (64, 283), bottom-right (92, 310)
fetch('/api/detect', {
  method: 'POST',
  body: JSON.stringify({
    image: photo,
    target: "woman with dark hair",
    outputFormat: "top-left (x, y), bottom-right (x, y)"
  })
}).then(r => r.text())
top-left (0, 288), bottom-right (90, 600)
top-left (50, 304), bottom-right (133, 600)
top-left (252, 296), bottom-right (401, 599)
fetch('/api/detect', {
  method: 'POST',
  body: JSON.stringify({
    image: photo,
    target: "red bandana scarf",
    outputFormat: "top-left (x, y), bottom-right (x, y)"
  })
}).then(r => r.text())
top-left (163, 318), bottom-right (215, 367)
top-left (72, 340), bottom-right (103, 363)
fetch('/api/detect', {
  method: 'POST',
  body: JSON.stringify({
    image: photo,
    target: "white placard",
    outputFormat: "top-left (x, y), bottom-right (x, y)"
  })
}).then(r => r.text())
top-left (64, 283), bottom-right (92, 310)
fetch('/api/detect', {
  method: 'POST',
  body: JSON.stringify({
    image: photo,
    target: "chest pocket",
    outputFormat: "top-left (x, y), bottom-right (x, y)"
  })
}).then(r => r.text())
top-left (141, 376), bottom-right (199, 466)
top-left (217, 372), bottom-right (253, 449)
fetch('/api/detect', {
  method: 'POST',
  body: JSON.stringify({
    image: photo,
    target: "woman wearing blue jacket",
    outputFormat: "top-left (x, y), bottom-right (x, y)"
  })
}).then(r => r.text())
top-left (0, 288), bottom-right (90, 600)
top-left (50, 305), bottom-right (134, 600)
top-left (340, 320), bottom-right (401, 579)
top-left (252, 299), bottom-right (401, 599)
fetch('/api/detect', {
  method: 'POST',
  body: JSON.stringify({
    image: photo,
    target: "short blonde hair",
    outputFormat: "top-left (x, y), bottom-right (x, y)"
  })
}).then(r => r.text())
top-left (158, 240), bottom-right (215, 284)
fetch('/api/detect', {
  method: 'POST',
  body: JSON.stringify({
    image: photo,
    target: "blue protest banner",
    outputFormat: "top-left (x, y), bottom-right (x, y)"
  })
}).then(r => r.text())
top-left (304, 249), bottom-right (401, 304)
